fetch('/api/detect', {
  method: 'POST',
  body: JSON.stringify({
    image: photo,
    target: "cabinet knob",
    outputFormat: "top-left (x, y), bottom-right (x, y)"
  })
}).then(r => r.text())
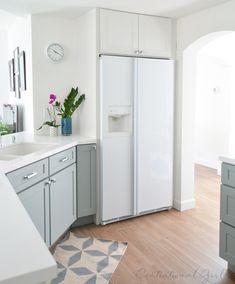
top-left (134, 50), bottom-right (139, 54)
top-left (45, 180), bottom-right (51, 186)
top-left (139, 50), bottom-right (143, 54)
top-left (50, 178), bottom-right (56, 183)
top-left (92, 145), bottom-right (96, 150)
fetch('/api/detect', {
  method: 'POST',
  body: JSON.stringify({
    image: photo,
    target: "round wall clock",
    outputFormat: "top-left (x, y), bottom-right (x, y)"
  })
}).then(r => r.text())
top-left (47, 43), bottom-right (64, 62)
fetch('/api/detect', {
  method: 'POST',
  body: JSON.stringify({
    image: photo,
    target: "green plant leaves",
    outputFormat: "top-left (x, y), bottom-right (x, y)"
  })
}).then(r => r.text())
top-left (56, 87), bottom-right (85, 118)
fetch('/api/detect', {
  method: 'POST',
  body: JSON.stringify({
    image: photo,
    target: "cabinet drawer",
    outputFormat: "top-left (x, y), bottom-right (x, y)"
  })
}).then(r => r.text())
top-left (7, 159), bottom-right (49, 193)
top-left (222, 163), bottom-right (235, 188)
top-left (49, 147), bottom-right (75, 175)
top-left (221, 185), bottom-right (235, 227)
top-left (220, 222), bottom-right (235, 265)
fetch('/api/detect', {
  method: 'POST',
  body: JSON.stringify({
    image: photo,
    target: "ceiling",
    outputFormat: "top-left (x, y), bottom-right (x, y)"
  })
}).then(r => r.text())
top-left (0, 0), bottom-right (231, 19)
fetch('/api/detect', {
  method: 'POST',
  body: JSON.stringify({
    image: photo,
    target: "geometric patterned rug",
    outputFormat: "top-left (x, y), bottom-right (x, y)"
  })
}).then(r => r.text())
top-left (51, 232), bottom-right (128, 284)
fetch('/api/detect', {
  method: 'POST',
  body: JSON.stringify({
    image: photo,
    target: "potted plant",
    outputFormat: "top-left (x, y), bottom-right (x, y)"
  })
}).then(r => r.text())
top-left (55, 87), bottom-right (85, 136)
top-left (38, 94), bottom-right (60, 136)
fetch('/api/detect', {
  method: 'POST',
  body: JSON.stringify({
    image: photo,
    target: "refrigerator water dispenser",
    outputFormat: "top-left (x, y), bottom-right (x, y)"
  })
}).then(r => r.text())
top-left (108, 106), bottom-right (132, 133)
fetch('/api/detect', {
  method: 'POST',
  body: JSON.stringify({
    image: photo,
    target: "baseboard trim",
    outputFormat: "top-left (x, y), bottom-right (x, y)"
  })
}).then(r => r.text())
top-left (173, 199), bottom-right (195, 211)
top-left (71, 215), bottom-right (96, 227)
top-left (195, 159), bottom-right (219, 170)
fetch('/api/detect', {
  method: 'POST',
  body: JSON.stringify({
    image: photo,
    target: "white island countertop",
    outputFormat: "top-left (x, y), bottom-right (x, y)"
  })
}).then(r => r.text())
top-left (220, 156), bottom-right (235, 166)
top-left (0, 134), bottom-right (96, 284)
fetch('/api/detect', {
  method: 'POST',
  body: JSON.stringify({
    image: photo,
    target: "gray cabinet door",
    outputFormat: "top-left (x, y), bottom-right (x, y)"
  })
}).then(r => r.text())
top-left (77, 145), bottom-right (96, 218)
top-left (222, 163), bottom-right (235, 188)
top-left (18, 180), bottom-right (47, 242)
top-left (220, 222), bottom-right (235, 265)
top-left (221, 185), bottom-right (235, 227)
top-left (50, 164), bottom-right (77, 244)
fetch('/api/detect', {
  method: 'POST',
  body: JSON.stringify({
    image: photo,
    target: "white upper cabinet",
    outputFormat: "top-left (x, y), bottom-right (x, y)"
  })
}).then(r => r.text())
top-left (100, 9), bottom-right (138, 56)
top-left (99, 9), bottom-right (172, 58)
top-left (138, 15), bottom-right (172, 58)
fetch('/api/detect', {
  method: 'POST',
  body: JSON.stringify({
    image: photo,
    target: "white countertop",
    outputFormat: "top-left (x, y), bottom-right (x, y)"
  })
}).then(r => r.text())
top-left (0, 134), bottom-right (96, 284)
top-left (220, 156), bottom-right (235, 166)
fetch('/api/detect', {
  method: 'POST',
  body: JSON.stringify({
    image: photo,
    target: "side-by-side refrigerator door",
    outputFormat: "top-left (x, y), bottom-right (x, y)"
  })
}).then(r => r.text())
top-left (135, 58), bottom-right (174, 214)
top-left (100, 55), bottom-right (134, 223)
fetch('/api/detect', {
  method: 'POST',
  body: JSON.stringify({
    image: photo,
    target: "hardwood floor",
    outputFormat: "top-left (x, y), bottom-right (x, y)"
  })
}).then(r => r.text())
top-left (72, 165), bottom-right (235, 283)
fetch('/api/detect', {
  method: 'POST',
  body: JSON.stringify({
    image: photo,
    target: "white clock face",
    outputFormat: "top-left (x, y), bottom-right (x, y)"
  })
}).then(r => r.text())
top-left (47, 43), bottom-right (64, 62)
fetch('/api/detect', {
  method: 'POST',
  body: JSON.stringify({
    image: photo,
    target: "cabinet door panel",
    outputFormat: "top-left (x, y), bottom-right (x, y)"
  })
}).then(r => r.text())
top-left (18, 180), bottom-right (46, 241)
top-left (221, 185), bottom-right (235, 227)
top-left (100, 9), bottom-right (138, 55)
top-left (220, 222), bottom-right (235, 265)
top-left (139, 15), bottom-right (172, 58)
top-left (77, 145), bottom-right (96, 218)
top-left (222, 163), bottom-right (235, 188)
top-left (50, 164), bottom-right (76, 244)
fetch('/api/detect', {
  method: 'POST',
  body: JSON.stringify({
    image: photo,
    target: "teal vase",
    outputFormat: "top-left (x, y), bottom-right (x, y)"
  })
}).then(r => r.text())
top-left (61, 117), bottom-right (72, 136)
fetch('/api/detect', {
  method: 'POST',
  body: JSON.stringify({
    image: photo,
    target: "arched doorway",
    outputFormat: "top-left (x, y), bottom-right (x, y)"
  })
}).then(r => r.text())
top-left (180, 31), bottom-right (235, 208)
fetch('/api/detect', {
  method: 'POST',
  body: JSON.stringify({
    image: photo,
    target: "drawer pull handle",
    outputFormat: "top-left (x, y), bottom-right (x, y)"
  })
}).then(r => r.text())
top-left (228, 169), bottom-right (230, 180)
top-left (60, 157), bottom-right (69, 163)
top-left (24, 172), bottom-right (38, 180)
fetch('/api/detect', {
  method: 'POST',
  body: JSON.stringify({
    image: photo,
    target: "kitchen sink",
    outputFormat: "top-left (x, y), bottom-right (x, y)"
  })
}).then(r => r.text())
top-left (0, 142), bottom-right (56, 158)
top-left (0, 154), bottom-right (19, 161)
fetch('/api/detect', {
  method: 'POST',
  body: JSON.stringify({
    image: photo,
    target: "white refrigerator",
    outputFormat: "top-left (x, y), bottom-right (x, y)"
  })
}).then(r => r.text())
top-left (100, 55), bottom-right (174, 224)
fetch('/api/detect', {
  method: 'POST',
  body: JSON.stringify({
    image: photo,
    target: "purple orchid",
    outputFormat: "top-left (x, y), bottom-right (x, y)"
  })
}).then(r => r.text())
top-left (49, 94), bottom-right (56, 104)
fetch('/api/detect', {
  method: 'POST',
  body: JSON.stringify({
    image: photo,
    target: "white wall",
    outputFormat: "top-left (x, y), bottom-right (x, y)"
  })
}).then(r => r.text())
top-left (31, 12), bottom-right (97, 137)
top-left (0, 29), bottom-right (9, 105)
top-left (8, 16), bottom-right (34, 134)
top-left (76, 9), bottom-right (97, 138)
top-left (175, 0), bottom-right (235, 210)
top-left (31, 15), bottom-right (78, 135)
top-left (195, 54), bottom-right (232, 170)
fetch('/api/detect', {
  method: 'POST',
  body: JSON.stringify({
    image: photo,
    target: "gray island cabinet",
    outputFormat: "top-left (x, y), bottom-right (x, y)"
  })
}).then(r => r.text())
top-left (220, 162), bottom-right (235, 273)
top-left (6, 144), bottom-right (96, 247)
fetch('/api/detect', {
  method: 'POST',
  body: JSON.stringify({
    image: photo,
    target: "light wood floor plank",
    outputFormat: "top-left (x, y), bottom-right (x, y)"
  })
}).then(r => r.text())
top-left (72, 164), bottom-right (235, 283)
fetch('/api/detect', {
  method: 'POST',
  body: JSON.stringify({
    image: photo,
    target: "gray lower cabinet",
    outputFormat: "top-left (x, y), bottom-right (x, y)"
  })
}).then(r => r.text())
top-left (50, 163), bottom-right (77, 244)
top-left (77, 144), bottom-right (96, 218)
top-left (6, 147), bottom-right (79, 247)
top-left (220, 222), bottom-right (235, 265)
top-left (18, 179), bottom-right (47, 242)
top-left (220, 162), bottom-right (235, 273)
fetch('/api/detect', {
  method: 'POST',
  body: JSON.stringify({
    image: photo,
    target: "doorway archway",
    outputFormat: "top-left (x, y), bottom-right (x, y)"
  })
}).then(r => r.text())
top-left (180, 31), bottom-right (235, 209)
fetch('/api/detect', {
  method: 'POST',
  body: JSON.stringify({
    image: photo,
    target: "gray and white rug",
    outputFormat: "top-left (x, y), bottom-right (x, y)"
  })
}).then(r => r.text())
top-left (51, 232), bottom-right (128, 284)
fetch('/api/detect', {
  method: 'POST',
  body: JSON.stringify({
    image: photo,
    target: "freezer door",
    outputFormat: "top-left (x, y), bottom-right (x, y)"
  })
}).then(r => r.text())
top-left (100, 55), bottom-right (134, 222)
top-left (136, 58), bottom-right (174, 214)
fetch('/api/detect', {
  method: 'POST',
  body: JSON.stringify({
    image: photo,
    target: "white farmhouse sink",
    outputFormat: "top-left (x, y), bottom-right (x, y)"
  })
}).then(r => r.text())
top-left (0, 142), bottom-right (56, 158)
